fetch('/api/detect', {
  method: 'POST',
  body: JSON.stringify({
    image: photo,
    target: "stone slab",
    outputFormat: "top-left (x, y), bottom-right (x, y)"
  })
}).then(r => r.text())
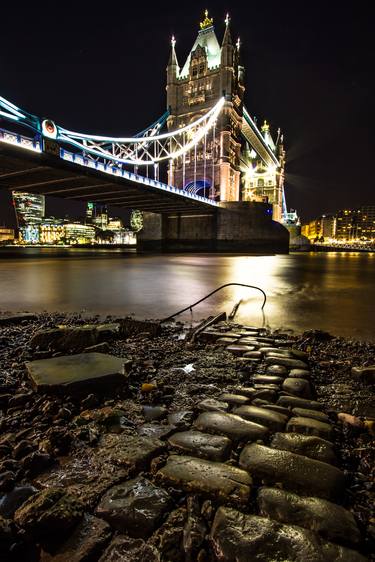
top-left (156, 455), bottom-right (252, 505)
top-left (194, 411), bottom-right (268, 442)
top-left (26, 353), bottom-right (127, 394)
top-left (266, 364), bottom-right (288, 376)
top-left (292, 408), bottom-right (330, 423)
top-left (210, 507), bottom-right (367, 562)
top-left (265, 356), bottom-right (308, 369)
top-left (258, 487), bottom-right (361, 546)
top-left (282, 377), bottom-right (312, 398)
top-left (270, 432), bottom-right (337, 465)
top-left (197, 398), bottom-right (229, 412)
top-left (277, 395), bottom-right (322, 410)
top-left (168, 430), bottom-right (232, 462)
top-left (233, 405), bottom-right (288, 432)
top-left (0, 313), bottom-right (37, 325)
top-left (289, 368), bottom-right (311, 379)
top-left (95, 477), bottom-right (172, 537)
top-left (287, 416), bottom-right (333, 441)
top-left (252, 375), bottom-right (284, 385)
top-left (217, 393), bottom-right (250, 406)
top-left (239, 443), bottom-right (345, 500)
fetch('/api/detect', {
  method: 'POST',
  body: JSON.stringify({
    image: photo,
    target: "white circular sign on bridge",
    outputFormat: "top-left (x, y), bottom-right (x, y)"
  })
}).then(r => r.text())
top-left (42, 119), bottom-right (57, 139)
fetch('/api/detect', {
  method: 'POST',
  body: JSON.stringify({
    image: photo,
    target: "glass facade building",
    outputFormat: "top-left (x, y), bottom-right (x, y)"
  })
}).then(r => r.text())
top-left (12, 191), bottom-right (45, 226)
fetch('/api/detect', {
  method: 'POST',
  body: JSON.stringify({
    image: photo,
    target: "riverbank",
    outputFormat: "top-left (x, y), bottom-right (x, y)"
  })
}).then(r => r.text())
top-left (0, 313), bottom-right (374, 560)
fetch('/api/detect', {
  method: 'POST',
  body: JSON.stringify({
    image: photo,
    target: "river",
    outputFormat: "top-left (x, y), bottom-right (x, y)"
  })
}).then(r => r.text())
top-left (0, 248), bottom-right (374, 341)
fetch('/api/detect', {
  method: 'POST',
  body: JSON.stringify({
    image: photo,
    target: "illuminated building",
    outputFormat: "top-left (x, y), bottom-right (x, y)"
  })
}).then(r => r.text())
top-left (93, 205), bottom-right (108, 229)
top-left (19, 225), bottom-right (40, 244)
top-left (64, 223), bottom-right (96, 245)
top-left (336, 207), bottom-right (375, 241)
top-left (12, 191), bottom-right (45, 225)
top-left (86, 202), bottom-right (94, 222)
top-left (302, 214), bottom-right (336, 242)
top-left (39, 220), bottom-right (65, 245)
top-left (166, 11), bottom-right (285, 220)
top-left (358, 206), bottom-right (375, 240)
top-left (0, 227), bottom-right (15, 243)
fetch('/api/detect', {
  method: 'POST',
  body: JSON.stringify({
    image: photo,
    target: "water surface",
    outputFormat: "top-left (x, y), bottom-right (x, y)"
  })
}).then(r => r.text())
top-left (0, 248), bottom-right (374, 341)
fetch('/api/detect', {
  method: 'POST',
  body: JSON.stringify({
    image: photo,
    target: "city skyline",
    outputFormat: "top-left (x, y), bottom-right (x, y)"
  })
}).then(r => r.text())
top-left (1, 2), bottom-right (373, 224)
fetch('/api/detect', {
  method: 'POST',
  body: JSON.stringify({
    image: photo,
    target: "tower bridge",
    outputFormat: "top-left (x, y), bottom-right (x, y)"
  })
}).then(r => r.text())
top-left (0, 11), bottom-right (289, 252)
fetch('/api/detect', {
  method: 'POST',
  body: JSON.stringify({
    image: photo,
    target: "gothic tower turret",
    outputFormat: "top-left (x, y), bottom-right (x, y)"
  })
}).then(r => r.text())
top-left (166, 11), bottom-right (244, 201)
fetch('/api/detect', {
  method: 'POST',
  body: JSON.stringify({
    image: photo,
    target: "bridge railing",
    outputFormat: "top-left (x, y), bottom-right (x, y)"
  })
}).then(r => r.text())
top-left (60, 147), bottom-right (219, 206)
top-left (0, 127), bottom-right (42, 153)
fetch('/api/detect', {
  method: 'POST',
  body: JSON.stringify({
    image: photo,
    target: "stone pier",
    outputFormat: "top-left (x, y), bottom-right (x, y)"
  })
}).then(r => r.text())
top-left (137, 201), bottom-right (289, 253)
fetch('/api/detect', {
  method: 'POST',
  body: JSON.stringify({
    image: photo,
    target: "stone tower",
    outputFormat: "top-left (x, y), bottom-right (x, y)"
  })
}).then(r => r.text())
top-left (166, 11), bottom-right (245, 201)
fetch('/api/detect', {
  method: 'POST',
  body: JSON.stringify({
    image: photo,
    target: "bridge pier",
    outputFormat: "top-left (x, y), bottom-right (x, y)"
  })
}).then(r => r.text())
top-left (137, 202), bottom-right (289, 253)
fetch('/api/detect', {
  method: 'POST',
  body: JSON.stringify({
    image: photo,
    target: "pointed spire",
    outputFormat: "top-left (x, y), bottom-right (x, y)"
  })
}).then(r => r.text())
top-left (222, 13), bottom-right (233, 46)
top-left (168, 35), bottom-right (179, 67)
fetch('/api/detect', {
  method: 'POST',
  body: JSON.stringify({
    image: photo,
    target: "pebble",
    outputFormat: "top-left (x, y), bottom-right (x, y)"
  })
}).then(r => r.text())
top-left (258, 487), bottom-right (361, 546)
top-left (287, 416), bottom-right (333, 441)
top-left (239, 443), bottom-right (345, 500)
top-left (270, 432), bottom-right (337, 465)
top-left (168, 430), bottom-right (232, 462)
top-left (156, 455), bottom-right (252, 505)
top-left (194, 411), bottom-right (269, 442)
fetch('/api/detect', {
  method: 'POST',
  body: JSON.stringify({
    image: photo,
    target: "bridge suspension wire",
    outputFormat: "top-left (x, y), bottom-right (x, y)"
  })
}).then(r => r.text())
top-left (211, 120), bottom-right (216, 199)
top-left (54, 97), bottom-right (225, 168)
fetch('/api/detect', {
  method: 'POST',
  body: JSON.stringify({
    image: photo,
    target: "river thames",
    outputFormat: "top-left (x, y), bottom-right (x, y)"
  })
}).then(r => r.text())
top-left (0, 249), bottom-right (374, 341)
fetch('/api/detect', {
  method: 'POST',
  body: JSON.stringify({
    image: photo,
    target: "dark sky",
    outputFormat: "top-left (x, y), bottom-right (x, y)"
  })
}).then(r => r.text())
top-left (0, 1), bottom-right (374, 224)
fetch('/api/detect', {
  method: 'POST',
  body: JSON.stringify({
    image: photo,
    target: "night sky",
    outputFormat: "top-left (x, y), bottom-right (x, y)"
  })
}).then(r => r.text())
top-left (1, 1), bottom-right (373, 225)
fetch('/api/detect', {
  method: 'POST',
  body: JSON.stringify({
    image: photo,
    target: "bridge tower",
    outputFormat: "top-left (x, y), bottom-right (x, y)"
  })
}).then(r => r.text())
top-left (166, 11), bottom-right (244, 202)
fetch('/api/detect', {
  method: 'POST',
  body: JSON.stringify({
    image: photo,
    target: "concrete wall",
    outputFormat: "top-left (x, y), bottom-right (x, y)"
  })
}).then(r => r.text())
top-left (138, 202), bottom-right (289, 254)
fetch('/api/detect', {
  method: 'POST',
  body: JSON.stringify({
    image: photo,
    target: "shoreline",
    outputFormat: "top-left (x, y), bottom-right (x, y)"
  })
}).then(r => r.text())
top-left (0, 312), bottom-right (374, 560)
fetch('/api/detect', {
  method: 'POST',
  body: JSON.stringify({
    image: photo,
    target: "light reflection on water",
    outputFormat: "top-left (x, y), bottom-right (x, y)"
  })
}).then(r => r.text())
top-left (0, 249), bottom-right (374, 341)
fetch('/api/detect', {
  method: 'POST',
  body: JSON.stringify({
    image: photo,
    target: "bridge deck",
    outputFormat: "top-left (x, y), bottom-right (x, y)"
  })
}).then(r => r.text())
top-left (0, 138), bottom-right (217, 214)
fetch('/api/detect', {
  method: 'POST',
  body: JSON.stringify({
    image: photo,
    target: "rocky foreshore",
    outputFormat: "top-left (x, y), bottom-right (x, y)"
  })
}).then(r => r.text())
top-left (0, 312), bottom-right (374, 561)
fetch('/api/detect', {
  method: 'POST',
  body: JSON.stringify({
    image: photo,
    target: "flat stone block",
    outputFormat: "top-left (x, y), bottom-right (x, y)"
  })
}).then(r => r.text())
top-left (97, 434), bottom-right (165, 472)
top-left (258, 487), bottom-right (361, 546)
top-left (226, 345), bottom-right (255, 356)
top-left (266, 364), bottom-right (288, 376)
top-left (26, 353), bottom-right (127, 394)
top-left (96, 477), bottom-right (172, 537)
top-left (194, 411), bottom-right (268, 442)
top-left (261, 404), bottom-right (291, 417)
top-left (168, 430), bottom-right (232, 461)
top-left (270, 432), bottom-right (337, 465)
top-left (210, 507), bottom-right (367, 562)
top-left (277, 395), bottom-right (322, 411)
top-left (289, 368), bottom-right (311, 379)
top-left (287, 416), bottom-right (333, 441)
top-left (265, 356), bottom-right (308, 369)
top-left (197, 398), bottom-right (229, 412)
top-left (253, 375), bottom-right (284, 385)
top-left (282, 377), bottom-right (312, 398)
top-left (0, 313), bottom-right (37, 325)
top-left (239, 443), bottom-right (345, 500)
top-left (292, 408), bottom-right (330, 423)
top-left (156, 455), bottom-right (252, 505)
top-left (217, 393), bottom-right (250, 406)
top-left (233, 405), bottom-right (288, 432)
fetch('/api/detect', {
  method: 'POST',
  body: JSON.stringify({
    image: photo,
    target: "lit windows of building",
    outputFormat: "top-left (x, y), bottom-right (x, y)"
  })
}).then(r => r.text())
top-left (0, 227), bottom-right (15, 244)
top-left (64, 223), bottom-right (96, 245)
top-left (12, 192), bottom-right (45, 225)
top-left (19, 225), bottom-right (40, 244)
top-left (39, 220), bottom-right (65, 245)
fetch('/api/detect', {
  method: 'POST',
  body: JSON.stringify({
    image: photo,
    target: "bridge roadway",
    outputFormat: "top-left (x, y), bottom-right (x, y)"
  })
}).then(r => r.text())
top-left (0, 131), bottom-right (219, 214)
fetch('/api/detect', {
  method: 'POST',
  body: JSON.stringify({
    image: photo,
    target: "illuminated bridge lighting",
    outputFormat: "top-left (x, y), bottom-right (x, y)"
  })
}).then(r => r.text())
top-left (0, 128), bottom-right (42, 153)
